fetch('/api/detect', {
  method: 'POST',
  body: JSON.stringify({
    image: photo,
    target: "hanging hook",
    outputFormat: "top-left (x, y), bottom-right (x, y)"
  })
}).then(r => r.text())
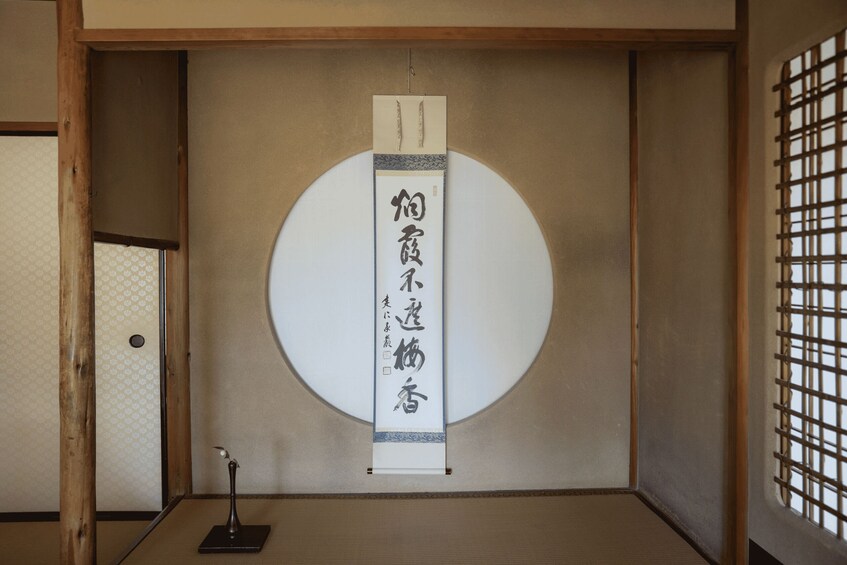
top-left (407, 48), bottom-right (415, 94)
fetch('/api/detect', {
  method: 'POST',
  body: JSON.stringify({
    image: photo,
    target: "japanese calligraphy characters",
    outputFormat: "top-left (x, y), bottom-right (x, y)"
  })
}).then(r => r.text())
top-left (382, 185), bottom-right (430, 411)
top-left (373, 170), bottom-right (445, 446)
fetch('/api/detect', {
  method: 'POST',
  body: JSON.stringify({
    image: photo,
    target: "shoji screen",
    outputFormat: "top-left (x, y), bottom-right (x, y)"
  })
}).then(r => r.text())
top-left (0, 137), bottom-right (60, 512)
top-left (0, 136), bottom-right (162, 512)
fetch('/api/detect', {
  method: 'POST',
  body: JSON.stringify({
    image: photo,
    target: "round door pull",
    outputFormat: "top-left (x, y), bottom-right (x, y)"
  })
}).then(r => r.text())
top-left (129, 334), bottom-right (145, 348)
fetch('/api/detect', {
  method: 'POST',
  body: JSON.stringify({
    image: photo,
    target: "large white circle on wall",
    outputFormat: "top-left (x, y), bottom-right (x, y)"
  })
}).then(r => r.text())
top-left (268, 150), bottom-right (553, 424)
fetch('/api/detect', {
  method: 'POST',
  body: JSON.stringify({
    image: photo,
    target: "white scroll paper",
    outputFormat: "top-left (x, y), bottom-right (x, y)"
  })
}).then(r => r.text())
top-left (372, 95), bottom-right (447, 474)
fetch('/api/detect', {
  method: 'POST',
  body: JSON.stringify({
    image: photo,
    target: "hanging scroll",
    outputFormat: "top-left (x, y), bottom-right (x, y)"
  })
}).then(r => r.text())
top-left (372, 95), bottom-right (447, 475)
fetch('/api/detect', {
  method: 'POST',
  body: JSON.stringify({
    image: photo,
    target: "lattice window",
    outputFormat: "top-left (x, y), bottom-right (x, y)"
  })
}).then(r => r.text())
top-left (775, 27), bottom-right (847, 539)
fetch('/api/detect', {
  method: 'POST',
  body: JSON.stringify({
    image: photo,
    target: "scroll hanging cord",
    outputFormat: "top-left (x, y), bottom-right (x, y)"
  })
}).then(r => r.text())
top-left (397, 98), bottom-right (425, 151)
top-left (396, 99), bottom-right (402, 152)
top-left (407, 48), bottom-right (415, 94)
top-left (398, 50), bottom-right (424, 150)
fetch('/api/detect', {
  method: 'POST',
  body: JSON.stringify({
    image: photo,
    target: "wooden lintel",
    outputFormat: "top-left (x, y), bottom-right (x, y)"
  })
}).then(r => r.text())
top-left (164, 51), bottom-right (193, 500)
top-left (93, 230), bottom-right (179, 250)
top-left (58, 0), bottom-right (96, 562)
top-left (75, 26), bottom-right (738, 51)
top-left (0, 121), bottom-right (58, 135)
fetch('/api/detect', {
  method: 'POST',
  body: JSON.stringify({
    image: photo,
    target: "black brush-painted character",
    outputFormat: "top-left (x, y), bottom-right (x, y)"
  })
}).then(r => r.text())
top-left (392, 337), bottom-right (425, 372)
top-left (398, 224), bottom-right (424, 266)
top-left (400, 267), bottom-right (423, 292)
top-left (394, 377), bottom-right (429, 414)
top-left (395, 298), bottom-right (424, 331)
top-left (391, 190), bottom-right (426, 222)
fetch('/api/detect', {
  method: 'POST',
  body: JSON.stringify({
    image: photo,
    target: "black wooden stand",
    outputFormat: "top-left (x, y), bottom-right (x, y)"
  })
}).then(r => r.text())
top-left (198, 459), bottom-right (270, 553)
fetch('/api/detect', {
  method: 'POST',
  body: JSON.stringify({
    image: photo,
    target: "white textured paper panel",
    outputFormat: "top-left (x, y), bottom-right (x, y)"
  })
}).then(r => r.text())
top-left (0, 137), bottom-right (162, 512)
top-left (94, 243), bottom-right (162, 511)
top-left (0, 137), bottom-right (60, 511)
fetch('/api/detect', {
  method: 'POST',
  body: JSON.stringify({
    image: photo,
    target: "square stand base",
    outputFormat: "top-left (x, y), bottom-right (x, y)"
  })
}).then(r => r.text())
top-left (198, 525), bottom-right (271, 554)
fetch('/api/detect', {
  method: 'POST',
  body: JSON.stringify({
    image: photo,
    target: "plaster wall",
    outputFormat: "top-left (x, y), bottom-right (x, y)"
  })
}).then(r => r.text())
top-left (81, 0), bottom-right (734, 30)
top-left (637, 50), bottom-right (731, 562)
top-left (187, 49), bottom-right (631, 494)
top-left (0, 1), bottom-right (56, 122)
top-left (91, 51), bottom-right (179, 242)
top-left (748, 1), bottom-right (847, 563)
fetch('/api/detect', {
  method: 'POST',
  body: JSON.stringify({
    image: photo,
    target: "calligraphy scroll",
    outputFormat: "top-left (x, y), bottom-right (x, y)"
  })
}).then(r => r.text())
top-left (372, 95), bottom-right (447, 474)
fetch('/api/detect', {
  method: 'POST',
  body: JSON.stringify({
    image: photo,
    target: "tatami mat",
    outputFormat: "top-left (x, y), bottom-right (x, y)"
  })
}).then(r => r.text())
top-left (123, 493), bottom-right (706, 564)
top-left (0, 520), bottom-right (148, 565)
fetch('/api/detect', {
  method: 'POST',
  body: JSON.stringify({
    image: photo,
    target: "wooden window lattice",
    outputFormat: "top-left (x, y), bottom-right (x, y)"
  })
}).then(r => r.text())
top-left (775, 27), bottom-right (847, 540)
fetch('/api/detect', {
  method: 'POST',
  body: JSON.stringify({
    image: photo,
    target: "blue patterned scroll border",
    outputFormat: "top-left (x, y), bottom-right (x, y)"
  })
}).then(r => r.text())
top-left (373, 153), bottom-right (447, 171)
top-left (373, 432), bottom-right (446, 444)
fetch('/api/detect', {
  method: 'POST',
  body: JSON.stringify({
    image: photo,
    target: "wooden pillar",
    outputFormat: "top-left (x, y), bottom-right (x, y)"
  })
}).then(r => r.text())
top-left (628, 50), bottom-right (640, 490)
top-left (165, 51), bottom-right (192, 499)
top-left (57, 0), bottom-right (95, 563)
top-left (731, 0), bottom-right (750, 562)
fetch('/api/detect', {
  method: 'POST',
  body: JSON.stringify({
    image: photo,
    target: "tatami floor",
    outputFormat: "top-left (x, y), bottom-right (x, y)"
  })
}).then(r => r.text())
top-left (118, 493), bottom-right (706, 564)
top-left (0, 519), bottom-right (147, 565)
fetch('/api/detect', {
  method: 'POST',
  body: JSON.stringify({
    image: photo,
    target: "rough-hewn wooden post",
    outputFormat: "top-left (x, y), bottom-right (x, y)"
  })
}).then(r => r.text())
top-left (57, 0), bottom-right (96, 563)
top-left (165, 51), bottom-right (193, 498)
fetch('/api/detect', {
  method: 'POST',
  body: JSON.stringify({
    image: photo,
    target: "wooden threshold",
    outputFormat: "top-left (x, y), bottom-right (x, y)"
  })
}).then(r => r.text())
top-left (186, 488), bottom-right (634, 500)
top-left (0, 511), bottom-right (160, 523)
top-left (75, 26), bottom-right (738, 51)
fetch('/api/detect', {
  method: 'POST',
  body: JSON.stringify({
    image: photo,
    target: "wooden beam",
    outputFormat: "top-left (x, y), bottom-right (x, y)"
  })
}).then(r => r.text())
top-left (93, 230), bottom-right (179, 250)
top-left (731, 0), bottom-right (750, 563)
top-left (164, 51), bottom-right (192, 500)
top-left (0, 121), bottom-right (58, 135)
top-left (628, 50), bottom-right (640, 490)
top-left (75, 26), bottom-right (738, 51)
top-left (57, 0), bottom-right (95, 562)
